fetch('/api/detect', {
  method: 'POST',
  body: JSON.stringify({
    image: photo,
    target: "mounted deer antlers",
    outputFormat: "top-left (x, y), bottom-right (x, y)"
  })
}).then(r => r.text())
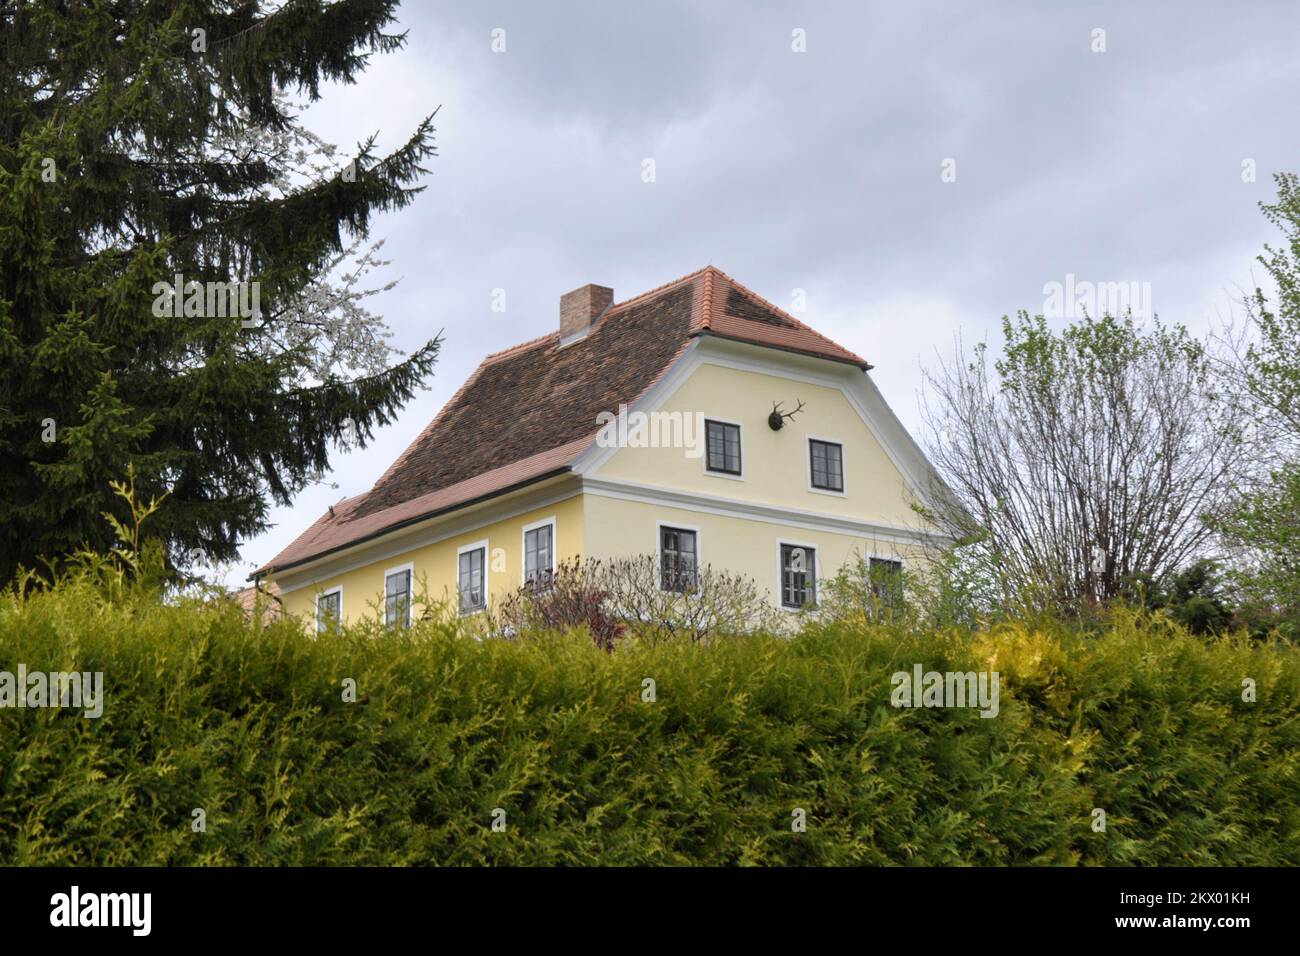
top-left (768, 399), bottom-right (806, 431)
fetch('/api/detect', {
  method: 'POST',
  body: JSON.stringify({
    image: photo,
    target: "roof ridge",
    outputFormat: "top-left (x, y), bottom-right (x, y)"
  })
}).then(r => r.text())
top-left (715, 269), bottom-right (870, 366)
top-left (481, 330), bottom-right (560, 366)
top-left (478, 267), bottom-right (711, 366)
top-left (699, 266), bottom-right (716, 330)
top-left (603, 265), bottom-right (710, 315)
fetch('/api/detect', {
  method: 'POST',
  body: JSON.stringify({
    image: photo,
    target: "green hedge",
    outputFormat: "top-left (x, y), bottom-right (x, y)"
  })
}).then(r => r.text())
top-left (1, 583), bottom-right (1296, 865)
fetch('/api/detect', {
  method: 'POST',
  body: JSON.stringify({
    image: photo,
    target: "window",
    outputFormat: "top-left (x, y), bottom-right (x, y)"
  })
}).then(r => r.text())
top-left (869, 558), bottom-right (904, 609)
top-left (316, 588), bottom-right (342, 634)
top-left (780, 544), bottom-right (817, 609)
top-left (809, 439), bottom-right (844, 492)
top-left (524, 522), bottom-right (554, 590)
top-left (385, 567), bottom-right (412, 628)
top-left (659, 526), bottom-right (698, 592)
top-left (458, 546), bottom-right (486, 613)
top-left (705, 419), bottom-right (742, 475)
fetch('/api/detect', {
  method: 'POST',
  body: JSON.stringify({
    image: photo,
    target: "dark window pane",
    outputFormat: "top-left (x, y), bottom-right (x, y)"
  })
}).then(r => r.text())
top-left (810, 440), bottom-right (844, 491)
top-left (458, 549), bottom-right (485, 613)
top-left (525, 525), bottom-right (554, 589)
top-left (869, 558), bottom-right (903, 610)
top-left (385, 569), bottom-right (411, 627)
top-left (659, 527), bottom-right (698, 592)
top-left (705, 420), bottom-right (741, 475)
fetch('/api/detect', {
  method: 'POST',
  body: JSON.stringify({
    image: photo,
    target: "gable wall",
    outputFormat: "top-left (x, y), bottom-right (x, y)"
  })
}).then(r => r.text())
top-left (593, 360), bottom-right (921, 528)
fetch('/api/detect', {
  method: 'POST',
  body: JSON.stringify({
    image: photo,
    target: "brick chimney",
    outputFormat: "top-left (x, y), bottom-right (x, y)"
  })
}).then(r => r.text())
top-left (559, 283), bottom-right (613, 341)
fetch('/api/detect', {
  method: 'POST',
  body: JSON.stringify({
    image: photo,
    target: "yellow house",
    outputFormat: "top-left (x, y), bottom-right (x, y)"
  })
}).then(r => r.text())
top-left (254, 266), bottom-right (955, 630)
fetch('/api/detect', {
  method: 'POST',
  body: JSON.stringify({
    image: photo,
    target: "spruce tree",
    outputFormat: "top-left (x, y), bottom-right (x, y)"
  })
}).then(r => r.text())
top-left (0, 1), bottom-right (439, 583)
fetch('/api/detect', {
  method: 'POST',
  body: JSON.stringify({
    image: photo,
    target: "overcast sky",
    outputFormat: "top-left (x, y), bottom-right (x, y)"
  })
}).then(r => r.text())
top-left (228, 0), bottom-right (1300, 585)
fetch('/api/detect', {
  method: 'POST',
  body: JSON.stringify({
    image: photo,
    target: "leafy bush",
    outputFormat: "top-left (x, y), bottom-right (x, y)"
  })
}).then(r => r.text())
top-left (0, 577), bottom-right (1295, 866)
top-left (1120, 560), bottom-right (1236, 636)
top-left (1212, 464), bottom-right (1300, 640)
top-left (818, 548), bottom-right (998, 632)
top-left (1117, 558), bottom-right (1300, 640)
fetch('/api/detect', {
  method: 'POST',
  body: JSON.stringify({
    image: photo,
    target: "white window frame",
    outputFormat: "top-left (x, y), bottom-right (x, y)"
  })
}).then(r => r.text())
top-left (655, 520), bottom-right (702, 593)
top-left (806, 435), bottom-right (847, 497)
top-left (457, 539), bottom-right (490, 615)
top-left (316, 585), bottom-right (343, 634)
top-left (521, 516), bottom-right (557, 588)
top-left (701, 416), bottom-right (745, 481)
top-left (776, 539), bottom-right (819, 611)
top-left (383, 561), bottom-right (415, 628)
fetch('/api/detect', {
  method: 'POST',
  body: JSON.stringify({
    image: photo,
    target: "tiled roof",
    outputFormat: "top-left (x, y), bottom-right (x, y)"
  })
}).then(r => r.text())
top-left (256, 267), bottom-right (870, 576)
top-left (233, 581), bottom-right (282, 621)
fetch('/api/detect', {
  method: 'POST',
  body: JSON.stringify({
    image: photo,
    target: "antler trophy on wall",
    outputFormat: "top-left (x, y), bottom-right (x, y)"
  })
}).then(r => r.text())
top-left (768, 399), bottom-right (806, 431)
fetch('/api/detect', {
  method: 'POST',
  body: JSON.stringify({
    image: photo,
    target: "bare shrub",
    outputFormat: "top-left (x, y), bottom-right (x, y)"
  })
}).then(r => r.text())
top-left (494, 555), bottom-right (778, 646)
top-left (494, 558), bottom-right (625, 650)
top-left (921, 313), bottom-right (1248, 615)
top-left (599, 554), bottom-right (780, 643)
